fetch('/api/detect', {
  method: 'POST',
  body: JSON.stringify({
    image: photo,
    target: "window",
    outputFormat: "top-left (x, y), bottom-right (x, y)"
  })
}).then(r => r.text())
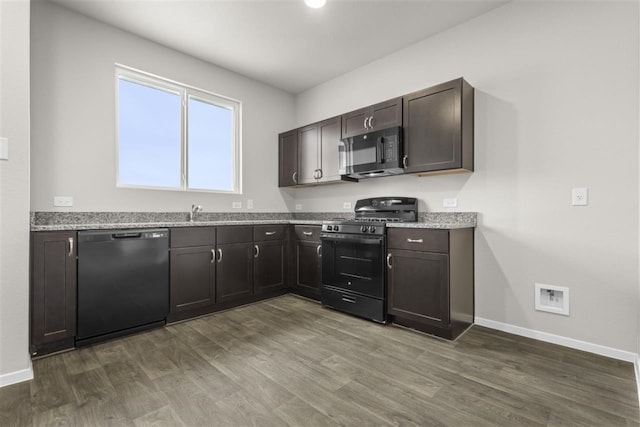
top-left (116, 66), bottom-right (241, 193)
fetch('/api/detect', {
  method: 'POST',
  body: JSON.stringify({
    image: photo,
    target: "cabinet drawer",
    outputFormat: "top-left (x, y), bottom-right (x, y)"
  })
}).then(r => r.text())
top-left (387, 228), bottom-right (449, 253)
top-left (321, 286), bottom-right (386, 323)
top-left (254, 225), bottom-right (286, 241)
top-left (294, 225), bottom-right (321, 241)
top-left (217, 226), bottom-right (253, 244)
top-left (171, 227), bottom-right (215, 248)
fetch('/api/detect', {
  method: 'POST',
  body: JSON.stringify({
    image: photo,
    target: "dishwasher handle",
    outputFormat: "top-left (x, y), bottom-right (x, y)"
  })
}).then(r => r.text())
top-left (112, 232), bottom-right (142, 239)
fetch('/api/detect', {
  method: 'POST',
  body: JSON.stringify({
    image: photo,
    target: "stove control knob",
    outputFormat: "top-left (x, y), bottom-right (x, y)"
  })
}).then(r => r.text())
top-left (327, 225), bottom-right (333, 231)
top-left (334, 226), bottom-right (339, 231)
top-left (370, 226), bottom-right (376, 233)
top-left (361, 225), bottom-right (369, 232)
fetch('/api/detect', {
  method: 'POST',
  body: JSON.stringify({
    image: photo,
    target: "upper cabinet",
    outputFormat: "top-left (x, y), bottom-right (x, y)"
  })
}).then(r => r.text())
top-left (403, 78), bottom-right (474, 175)
top-left (278, 130), bottom-right (298, 186)
top-left (341, 97), bottom-right (403, 138)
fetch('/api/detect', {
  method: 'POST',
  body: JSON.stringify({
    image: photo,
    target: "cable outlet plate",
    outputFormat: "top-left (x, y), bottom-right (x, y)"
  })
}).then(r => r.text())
top-left (535, 283), bottom-right (569, 316)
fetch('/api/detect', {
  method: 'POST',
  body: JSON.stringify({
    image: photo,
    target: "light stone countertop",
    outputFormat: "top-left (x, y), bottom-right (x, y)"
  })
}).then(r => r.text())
top-left (30, 212), bottom-right (476, 231)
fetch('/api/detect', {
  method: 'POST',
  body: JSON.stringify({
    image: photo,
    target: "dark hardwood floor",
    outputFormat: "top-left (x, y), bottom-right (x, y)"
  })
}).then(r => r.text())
top-left (2, 294), bottom-right (638, 426)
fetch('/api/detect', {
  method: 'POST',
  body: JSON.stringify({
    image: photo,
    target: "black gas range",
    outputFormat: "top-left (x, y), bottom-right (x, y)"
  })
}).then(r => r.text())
top-left (320, 197), bottom-right (418, 323)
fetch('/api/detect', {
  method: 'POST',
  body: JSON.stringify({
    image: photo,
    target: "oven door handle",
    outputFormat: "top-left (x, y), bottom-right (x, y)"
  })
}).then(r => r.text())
top-left (320, 234), bottom-right (384, 244)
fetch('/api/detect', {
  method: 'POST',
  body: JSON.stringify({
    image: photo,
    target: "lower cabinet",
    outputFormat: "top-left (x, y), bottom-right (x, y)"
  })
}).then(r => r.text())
top-left (387, 227), bottom-right (474, 340)
top-left (169, 227), bottom-right (216, 320)
top-left (291, 225), bottom-right (322, 301)
top-left (253, 225), bottom-right (287, 294)
top-left (216, 226), bottom-right (254, 303)
top-left (30, 231), bottom-right (77, 356)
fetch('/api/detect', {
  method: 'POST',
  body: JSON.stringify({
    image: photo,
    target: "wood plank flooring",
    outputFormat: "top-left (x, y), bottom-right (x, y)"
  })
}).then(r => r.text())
top-left (2, 294), bottom-right (639, 426)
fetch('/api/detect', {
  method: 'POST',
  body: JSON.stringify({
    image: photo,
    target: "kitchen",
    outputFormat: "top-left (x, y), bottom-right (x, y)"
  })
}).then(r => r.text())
top-left (1, 0), bottom-right (640, 425)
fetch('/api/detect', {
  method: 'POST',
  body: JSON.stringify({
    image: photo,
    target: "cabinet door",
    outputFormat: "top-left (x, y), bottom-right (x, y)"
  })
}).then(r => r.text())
top-left (170, 246), bottom-right (215, 314)
top-left (216, 242), bottom-right (254, 303)
top-left (254, 240), bottom-right (285, 294)
top-left (387, 249), bottom-right (450, 328)
top-left (298, 124), bottom-right (319, 184)
top-left (31, 231), bottom-right (77, 355)
top-left (279, 129), bottom-right (298, 187)
top-left (341, 98), bottom-right (402, 138)
top-left (295, 239), bottom-right (322, 296)
top-left (317, 117), bottom-right (342, 183)
top-left (403, 78), bottom-right (473, 174)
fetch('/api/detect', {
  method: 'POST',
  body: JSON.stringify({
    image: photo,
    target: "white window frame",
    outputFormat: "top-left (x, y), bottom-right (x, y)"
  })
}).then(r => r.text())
top-left (115, 64), bottom-right (242, 194)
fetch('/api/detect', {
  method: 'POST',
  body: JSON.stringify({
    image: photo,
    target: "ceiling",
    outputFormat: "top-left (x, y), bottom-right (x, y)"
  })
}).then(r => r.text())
top-left (49, 0), bottom-right (509, 94)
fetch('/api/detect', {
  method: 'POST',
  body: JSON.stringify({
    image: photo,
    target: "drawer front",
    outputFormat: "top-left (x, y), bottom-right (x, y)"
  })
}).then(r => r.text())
top-left (254, 225), bottom-right (286, 242)
top-left (294, 225), bottom-right (321, 241)
top-left (171, 227), bottom-right (215, 248)
top-left (217, 225), bottom-right (253, 244)
top-left (321, 286), bottom-right (386, 323)
top-left (387, 228), bottom-right (449, 253)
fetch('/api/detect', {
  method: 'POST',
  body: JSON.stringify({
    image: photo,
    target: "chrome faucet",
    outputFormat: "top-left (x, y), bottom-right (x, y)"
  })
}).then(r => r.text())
top-left (189, 204), bottom-right (203, 222)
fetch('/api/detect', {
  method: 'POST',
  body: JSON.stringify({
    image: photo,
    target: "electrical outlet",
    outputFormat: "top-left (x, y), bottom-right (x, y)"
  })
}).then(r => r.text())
top-left (295, 204), bottom-right (302, 210)
top-left (232, 201), bottom-right (242, 209)
top-left (343, 202), bottom-right (352, 209)
top-left (247, 199), bottom-right (254, 209)
top-left (54, 196), bottom-right (73, 207)
top-left (572, 187), bottom-right (588, 206)
top-left (443, 198), bottom-right (458, 208)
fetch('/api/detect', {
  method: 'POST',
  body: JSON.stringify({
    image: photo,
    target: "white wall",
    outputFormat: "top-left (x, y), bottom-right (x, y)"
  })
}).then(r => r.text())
top-left (294, 1), bottom-right (640, 353)
top-left (30, 0), bottom-right (296, 213)
top-left (0, 0), bottom-right (32, 384)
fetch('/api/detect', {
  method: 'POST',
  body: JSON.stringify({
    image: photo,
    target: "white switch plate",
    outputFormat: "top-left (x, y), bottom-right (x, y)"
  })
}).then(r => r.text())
top-left (54, 196), bottom-right (73, 207)
top-left (572, 187), bottom-right (588, 206)
top-left (247, 199), bottom-right (254, 209)
top-left (343, 202), bottom-right (352, 209)
top-left (232, 201), bottom-right (242, 209)
top-left (295, 204), bottom-right (302, 210)
top-left (443, 198), bottom-right (458, 208)
top-left (0, 137), bottom-right (8, 160)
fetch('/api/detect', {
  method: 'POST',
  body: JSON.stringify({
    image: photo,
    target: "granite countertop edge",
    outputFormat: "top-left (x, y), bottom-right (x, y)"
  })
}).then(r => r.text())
top-left (31, 217), bottom-right (477, 232)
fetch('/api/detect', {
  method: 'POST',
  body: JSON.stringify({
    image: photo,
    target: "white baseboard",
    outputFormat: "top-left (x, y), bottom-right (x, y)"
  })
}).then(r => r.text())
top-left (474, 317), bottom-right (637, 363)
top-left (0, 362), bottom-right (33, 388)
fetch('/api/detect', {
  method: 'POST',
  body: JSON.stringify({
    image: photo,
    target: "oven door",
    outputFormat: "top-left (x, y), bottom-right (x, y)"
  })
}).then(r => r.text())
top-left (320, 233), bottom-right (385, 299)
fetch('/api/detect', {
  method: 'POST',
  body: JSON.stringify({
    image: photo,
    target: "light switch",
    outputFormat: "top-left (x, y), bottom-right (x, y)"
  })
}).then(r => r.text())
top-left (0, 137), bottom-right (8, 160)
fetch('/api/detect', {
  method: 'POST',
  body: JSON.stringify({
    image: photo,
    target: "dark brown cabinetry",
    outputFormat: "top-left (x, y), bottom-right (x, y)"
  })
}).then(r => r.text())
top-left (387, 227), bottom-right (474, 340)
top-left (169, 227), bottom-right (216, 321)
top-left (253, 225), bottom-right (287, 294)
top-left (403, 78), bottom-right (474, 175)
top-left (30, 231), bottom-right (77, 356)
top-left (298, 116), bottom-right (342, 184)
top-left (341, 97), bottom-right (402, 138)
top-left (279, 130), bottom-right (298, 186)
top-left (291, 225), bottom-right (322, 300)
top-left (216, 226), bottom-right (254, 303)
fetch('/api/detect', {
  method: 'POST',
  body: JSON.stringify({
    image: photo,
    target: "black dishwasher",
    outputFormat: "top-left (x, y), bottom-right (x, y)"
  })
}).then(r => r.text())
top-left (77, 228), bottom-right (169, 346)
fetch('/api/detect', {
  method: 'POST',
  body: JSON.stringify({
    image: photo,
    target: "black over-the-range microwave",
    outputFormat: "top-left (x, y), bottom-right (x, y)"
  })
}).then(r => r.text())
top-left (338, 126), bottom-right (403, 180)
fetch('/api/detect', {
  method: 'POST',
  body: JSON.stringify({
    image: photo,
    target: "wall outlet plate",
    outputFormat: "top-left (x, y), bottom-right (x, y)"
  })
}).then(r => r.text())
top-left (232, 201), bottom-right (242, 209)
top-left (54, 196), bottom-right (73, 207)
top-left (295, 204), bottom-right (302, 210)
top-left (343, 202), bottom-right (352, 209)
top-left (572, 187), bottom-right (588, 206)
top-left (443, 198), bottom-right (458, 208)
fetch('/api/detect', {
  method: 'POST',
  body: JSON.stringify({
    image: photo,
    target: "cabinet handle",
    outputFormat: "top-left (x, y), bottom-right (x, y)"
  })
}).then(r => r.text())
top-left (303, 231), bottom-right (313, 236)
top-left (407, 238), bottom-right (424, 243)
top-left (265, 231), bottom-right (276, 236)
top-left (292, 171), bottom-right (297, 183)
top-left (317, 244), bottom-right (322, 257)
top-left (403, 155), bottom-right (408, 168)
top-left (368, 116), bottom-right (374, 129)
top-left (210, 249), bottom-right (215, 263)
top-left (68, 237), bottom-right (74, 257)
top-left (317, 169), bottom-right (323, 179)
top-left (363, 117), bottom-right (368, 130)
top-left (386, 253), bottom-right (392, 269)
top-left (254, 244), bottom-right (260, 258)
top-left (217, 248), bottom-right (223, 262)
top-left (341, 296), bottom-right (356, 304)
